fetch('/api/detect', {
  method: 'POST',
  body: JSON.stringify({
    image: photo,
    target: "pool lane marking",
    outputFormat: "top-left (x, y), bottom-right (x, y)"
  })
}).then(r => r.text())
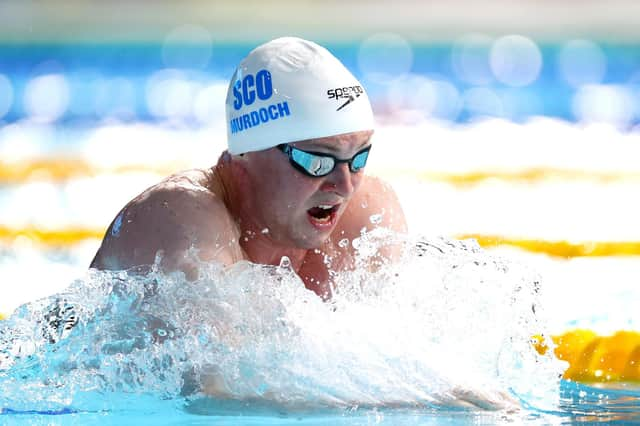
top-left (4, 159), bottom-right (640, 184)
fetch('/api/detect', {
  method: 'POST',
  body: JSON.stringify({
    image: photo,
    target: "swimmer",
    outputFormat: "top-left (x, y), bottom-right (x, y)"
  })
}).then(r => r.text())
top-left (90, 37), bottom-right (408, 299)
top-left (89, 37), bottom-right (520, 411)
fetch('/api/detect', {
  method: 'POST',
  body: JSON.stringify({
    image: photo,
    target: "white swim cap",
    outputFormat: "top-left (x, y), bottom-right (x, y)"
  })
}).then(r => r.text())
top-left (225, 37), bottom-right (374, 155)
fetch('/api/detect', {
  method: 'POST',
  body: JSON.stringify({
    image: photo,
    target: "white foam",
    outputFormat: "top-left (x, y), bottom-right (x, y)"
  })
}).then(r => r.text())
top-left (0, 235), bottom-right (563, 411)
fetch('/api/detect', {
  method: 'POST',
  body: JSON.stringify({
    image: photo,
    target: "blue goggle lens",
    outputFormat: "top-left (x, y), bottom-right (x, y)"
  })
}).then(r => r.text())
top-left (278, 145), bottom-right (371, 178)
top-left (290, 149), bottom-right (335, 176)
top-left (350, 149), bottom-right (369, 172)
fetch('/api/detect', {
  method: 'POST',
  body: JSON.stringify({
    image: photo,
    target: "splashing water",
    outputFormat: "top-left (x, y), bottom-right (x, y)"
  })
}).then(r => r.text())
top-left (0, 232), bottom-right (565, 415)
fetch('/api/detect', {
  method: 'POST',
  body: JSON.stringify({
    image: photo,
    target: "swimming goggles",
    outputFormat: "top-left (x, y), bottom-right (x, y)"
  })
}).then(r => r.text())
top-left (276, 144), bottom-right (371, 178)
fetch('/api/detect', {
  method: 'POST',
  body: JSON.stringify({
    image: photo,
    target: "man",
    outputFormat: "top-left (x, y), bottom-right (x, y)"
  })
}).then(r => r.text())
top-left (90, 37), bottom-right (407, 299)
top-left (88, 38), bottom-right (518, 410)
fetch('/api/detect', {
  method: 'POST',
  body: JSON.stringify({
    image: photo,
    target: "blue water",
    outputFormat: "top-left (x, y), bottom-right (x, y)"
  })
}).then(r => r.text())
top-left (2, 383), bottom-right (640, 425)
top-left (1, 41), bottom-right (639, 125)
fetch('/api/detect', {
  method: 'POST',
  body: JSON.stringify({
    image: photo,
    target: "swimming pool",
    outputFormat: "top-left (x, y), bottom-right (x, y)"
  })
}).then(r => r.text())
top-left (2, 39), bottom-right (640, 423)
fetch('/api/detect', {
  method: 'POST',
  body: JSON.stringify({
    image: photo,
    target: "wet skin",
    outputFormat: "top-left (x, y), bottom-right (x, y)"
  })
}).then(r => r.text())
top-left (91, 130), bottom-right (408, 299)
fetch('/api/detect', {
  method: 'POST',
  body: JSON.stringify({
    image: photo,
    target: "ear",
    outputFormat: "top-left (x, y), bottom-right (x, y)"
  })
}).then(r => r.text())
top-left (219, 150), bottom-right (231, 164)
top-left (228, 153), bottom-right (251, 189)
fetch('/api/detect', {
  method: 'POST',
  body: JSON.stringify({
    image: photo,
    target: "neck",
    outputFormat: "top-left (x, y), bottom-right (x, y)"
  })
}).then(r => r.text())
top-left (213, 152), bottom-right (309, 271)
top-left (241, 234), bottom-right (309, 270)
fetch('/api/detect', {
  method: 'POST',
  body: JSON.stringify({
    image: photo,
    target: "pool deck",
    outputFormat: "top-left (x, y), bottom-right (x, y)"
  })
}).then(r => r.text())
top-left (1, 0), bottom-right (640, 43)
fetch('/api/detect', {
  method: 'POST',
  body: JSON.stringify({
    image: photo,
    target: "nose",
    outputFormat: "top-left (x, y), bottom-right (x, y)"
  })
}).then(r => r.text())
top-left (320, 162), bottom-right (355, 196)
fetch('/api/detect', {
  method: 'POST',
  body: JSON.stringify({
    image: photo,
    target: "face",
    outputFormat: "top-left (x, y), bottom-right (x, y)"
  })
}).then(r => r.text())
top-left (240, 130), bottom-right (373, 249)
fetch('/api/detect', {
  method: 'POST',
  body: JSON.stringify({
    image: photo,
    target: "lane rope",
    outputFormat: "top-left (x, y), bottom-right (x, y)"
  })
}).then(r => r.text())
top-left (3, 159), bottom-right (640, 185)
top-left (0, 225), bottom-right (104, 246)
top-left (0, 159), bottom-right (182, 183)
top-left (459, 234), bottom-right (640, 258)
top-left (534, 330), bottom-right (640, 383)
top-left (2, 225), bottom-right (640, 257)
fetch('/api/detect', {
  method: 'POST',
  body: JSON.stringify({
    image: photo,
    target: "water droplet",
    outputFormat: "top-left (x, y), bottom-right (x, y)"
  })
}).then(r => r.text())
top-left (243, 237), bottom-right (249, 242)
top-left (279, 256), bottom-right (291, 268)
top-left (338, 238), bottom-right (349, 248)
top-left (369, 213), bottom-right (383, 224)
top-left (162, 201), bottom-right (169, 207)
top-left (261, 228), bottom-right (269, 234)
top-left (157, 329), bottom-right (167, 337)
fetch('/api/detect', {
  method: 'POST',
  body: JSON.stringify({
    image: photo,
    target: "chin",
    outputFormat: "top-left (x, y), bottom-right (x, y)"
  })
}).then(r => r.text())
top-left (290, 227), bottom-right (333, 250)
top-left (292, 234), bottom-right (330, 250)
top-left (281, 211), bottom-right (339, 250)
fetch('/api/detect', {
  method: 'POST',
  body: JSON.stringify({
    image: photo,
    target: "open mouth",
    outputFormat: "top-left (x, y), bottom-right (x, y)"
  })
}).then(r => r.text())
top-left (307, 204), bottom-right (340, 226)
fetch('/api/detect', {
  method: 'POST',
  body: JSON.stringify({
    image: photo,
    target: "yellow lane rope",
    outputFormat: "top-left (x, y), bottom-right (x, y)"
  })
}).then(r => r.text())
top-left (0, 159), bottom-right (182, 183)
top-left (385, 168), bottom-right (640, 186)
top-left (0, 225), bottom-right (105, 246)
top-left (2, 226), bottom-right (640, 257)
top-left (534, 330), bottom-right (640, 383)
top-left (459, 234), bottom-right (640, 258)
top-left (4, 159), bottom-right (640, 185)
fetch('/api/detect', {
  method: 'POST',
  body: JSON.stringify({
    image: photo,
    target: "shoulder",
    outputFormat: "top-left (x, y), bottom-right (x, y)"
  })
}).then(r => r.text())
top-left (319, 175), bottom-right (407, 271)
top-left (91, 168), bottom-right (242, 274)
top-left (336, 175), bottom-right (407, 239)
top-left (125, 169), bottom-right (231, 228)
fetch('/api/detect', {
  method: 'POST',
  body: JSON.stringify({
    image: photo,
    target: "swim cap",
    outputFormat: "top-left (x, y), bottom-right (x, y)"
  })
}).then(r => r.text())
top-left (225, 37), bottom-right (374, 155)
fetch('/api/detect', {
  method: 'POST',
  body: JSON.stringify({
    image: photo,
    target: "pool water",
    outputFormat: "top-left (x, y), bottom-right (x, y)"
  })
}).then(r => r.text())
top-left (2, 381), bottom-right (640, 424)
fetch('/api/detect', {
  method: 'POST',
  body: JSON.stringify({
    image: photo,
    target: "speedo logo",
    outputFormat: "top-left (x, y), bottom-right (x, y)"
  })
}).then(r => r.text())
top-left (327, 85), bottom-right (364, 111)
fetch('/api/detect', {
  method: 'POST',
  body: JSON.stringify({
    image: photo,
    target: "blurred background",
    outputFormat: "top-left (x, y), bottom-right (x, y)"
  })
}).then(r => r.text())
top-left (1, 0), bottom-right (639, 332)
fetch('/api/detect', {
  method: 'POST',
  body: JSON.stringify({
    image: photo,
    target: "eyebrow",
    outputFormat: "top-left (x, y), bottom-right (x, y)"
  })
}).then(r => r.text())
top-left (356, 137), bottom-right (372, 151)
top-left (301, 136), bottom-right (372, 155)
